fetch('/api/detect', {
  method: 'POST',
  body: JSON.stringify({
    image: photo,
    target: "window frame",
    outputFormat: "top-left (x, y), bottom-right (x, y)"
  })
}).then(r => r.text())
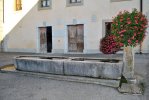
top-left (102, 19), bottom-right (112, 37)
top-left (111, 0), bottom-right (132, 2)
top-left (66, 0), bottom-right (84, 7)
top-left (15, 0), bottom-right (22, 11)
top-left (70, 0), bottom-right (81, 3)
top-left (102, 19), bottom-right (123, 51)
top-left (38, 0), bottom-right (52, 10)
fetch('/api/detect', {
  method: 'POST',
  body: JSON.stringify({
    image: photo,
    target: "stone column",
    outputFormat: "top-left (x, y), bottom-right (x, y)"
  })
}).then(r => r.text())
top-left (123, 46), bottom-right (135, 81)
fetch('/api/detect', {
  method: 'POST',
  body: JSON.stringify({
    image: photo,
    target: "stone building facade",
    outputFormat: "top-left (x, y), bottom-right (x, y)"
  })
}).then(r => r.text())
top-left (2, 0), bottom-right (149, 53)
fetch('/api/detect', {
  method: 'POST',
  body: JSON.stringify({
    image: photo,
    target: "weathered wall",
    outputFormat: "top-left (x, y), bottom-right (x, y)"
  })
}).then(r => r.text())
top-left (142, 0), bottom-right (149, 53)
top-left (0, 0), bottom-right (3, 41)
top-left (4, 0), bottom-right (148, 53)
top-left (3, 0), bottom-right (39, 52)
top-left (0, 0), bottom-right (3, 51)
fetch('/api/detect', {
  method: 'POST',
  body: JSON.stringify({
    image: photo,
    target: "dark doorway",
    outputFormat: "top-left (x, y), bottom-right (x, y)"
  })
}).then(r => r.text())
top-left (46, 26), bottom-right (52, 52)
top-left (105, 22), bottom-right (112, 35)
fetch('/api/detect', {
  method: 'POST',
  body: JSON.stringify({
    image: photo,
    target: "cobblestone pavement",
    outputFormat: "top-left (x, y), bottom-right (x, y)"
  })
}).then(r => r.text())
top-left (0, 52), bottom-right (148, 100)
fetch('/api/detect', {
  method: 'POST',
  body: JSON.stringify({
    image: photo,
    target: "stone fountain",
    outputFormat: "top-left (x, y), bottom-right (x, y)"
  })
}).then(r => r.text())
top-left (14, 56), bottom-right (123, 87)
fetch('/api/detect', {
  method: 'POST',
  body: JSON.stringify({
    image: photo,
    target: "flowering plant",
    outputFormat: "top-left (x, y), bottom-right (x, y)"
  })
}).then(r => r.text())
top-left (111, 9), bottom-right (148, 47)
top-left (100, 35), bottom-right (121, 54)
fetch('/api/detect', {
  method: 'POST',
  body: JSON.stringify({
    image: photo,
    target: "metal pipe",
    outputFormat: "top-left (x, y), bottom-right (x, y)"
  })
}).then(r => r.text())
top-left (140, 0), bottom-right (142, 12)
top-left (140, 0), bottom-right (143, 54)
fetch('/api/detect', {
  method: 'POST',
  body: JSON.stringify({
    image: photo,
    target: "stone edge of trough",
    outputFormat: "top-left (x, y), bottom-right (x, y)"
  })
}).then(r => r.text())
top-left (0, 70), bottom-right (120, 88)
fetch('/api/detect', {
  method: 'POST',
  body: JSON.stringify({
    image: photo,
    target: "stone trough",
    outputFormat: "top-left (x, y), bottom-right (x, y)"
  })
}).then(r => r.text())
top-left (14, 56), bottom-right (67, 75)
top-left (64, 58), bottom-right (123, 80)
top-left (14, 56), bottom-right (123, 87)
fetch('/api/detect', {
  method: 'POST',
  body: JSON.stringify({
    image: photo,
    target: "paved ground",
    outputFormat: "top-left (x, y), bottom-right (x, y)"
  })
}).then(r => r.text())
top-left (0, 52), bottom-right (148, 100)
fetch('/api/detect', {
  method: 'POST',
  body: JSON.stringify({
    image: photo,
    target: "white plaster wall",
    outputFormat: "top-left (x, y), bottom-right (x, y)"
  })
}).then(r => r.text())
top-left (4, 0), bottom-right (39, 52)
top-left (142, 0), bottom-right (149, 53)
top-left (110, 0), bottom-right (140, 16)
top-left (0, 0), bottom-right (3, 41)
top-left (4, 0), bottom-right (145, 53)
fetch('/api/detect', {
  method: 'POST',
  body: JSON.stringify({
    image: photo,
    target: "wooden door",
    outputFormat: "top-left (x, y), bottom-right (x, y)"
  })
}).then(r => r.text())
top-left (76, 25), bottom-right (84, 52)
top-left (39, 27), bottom-right (47, 53)
top-left (68, 25), bottom-right (84, 52)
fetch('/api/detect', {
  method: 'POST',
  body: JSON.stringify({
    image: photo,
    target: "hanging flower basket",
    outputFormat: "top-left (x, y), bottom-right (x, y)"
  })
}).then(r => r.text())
top-left (111, 9), bottom-right (148, 47)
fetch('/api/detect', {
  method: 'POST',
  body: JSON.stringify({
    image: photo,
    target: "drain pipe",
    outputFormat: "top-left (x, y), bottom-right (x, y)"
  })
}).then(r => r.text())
top-left (140, 0), bottom-right (142, 12)
top-left (139, 0), bottom-right (143, 54)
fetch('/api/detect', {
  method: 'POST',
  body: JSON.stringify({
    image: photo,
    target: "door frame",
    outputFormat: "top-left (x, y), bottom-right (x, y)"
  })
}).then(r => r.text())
top-left (37, 26), bottom-right (52, 53)
top-left (67, 24), bottom-right (84, 53)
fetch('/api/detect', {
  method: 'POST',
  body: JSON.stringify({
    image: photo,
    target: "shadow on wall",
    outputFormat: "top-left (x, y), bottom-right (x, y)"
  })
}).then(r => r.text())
top-left (0, 40), bottom-right (4, 52)
top-left (2, 1), bottom-right (40, 53)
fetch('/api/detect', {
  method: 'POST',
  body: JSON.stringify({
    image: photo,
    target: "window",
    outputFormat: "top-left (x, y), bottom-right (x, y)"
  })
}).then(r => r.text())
top-left (102, 20), bottom-right (112, 37)
top-left (15, 0), bottom-right (22, 11)
top-left (70, 0), bottom-right (81, 3)
top-left (102, 20), bottom-right (123, 50)
top-left (105, 22), bottom-right (112, 36)
top-left (41, 0), bottom-right (50, 7)
top-left (66, 0), bottom-right (83, 7)
top-left (38, 0), bottom-right (51, 10)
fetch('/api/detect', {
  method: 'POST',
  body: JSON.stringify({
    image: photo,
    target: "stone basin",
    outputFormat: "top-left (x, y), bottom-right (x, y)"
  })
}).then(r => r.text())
top-left (14, 56), bottom-right (123, 80)
top-left (15, 56), bottom-right (67, 75)
top-left (64, 58), bottom-right (123, 80)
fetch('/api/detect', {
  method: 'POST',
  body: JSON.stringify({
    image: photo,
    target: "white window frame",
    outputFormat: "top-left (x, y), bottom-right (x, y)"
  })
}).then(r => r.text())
top-left (66, 0), bottom-right (83, 7)
top-left (111, 0), bottom-right (132, 2)
top-left (38, 0), bottom-right (52, 10)
top-left (102, 19), bottom-right (112, 37)
top-left (70, 0), bottom-right (81, 3)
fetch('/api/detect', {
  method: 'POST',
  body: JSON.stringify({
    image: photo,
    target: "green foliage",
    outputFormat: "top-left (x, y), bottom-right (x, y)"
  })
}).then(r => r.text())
top-left (111, 9), bottom-right (148, 47)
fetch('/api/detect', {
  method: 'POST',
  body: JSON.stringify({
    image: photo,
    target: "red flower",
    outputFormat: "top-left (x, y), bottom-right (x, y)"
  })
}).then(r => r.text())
top-left (135, 20), bottom-right (138, 24)
top-left (127, 21), bottom-right (131, 24)
top-left (111, 9), bottom-right (148, 47)
top-left (100, 35), bottom-right (121, 54)
top-left (120, 19), bottom-right (123, 22)
top-left (136, 40), bottom-right (138, 43)
top-left (119, 43), bottom-right (124, 47)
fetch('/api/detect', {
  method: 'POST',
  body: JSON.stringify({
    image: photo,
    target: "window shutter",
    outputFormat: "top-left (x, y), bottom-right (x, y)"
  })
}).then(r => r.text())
top-left (15, 0), bottom-right (22, 11)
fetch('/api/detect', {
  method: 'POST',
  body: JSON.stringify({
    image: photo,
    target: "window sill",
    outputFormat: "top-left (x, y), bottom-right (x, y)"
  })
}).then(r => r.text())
top-left (66, 0), bottom-right (84, 7)
top-left (111, 0), bottom-right (132, 2)
top-left (66, 3), bottom-right (83, 7)
top-left (38, 7), bottom-right (51, 10)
